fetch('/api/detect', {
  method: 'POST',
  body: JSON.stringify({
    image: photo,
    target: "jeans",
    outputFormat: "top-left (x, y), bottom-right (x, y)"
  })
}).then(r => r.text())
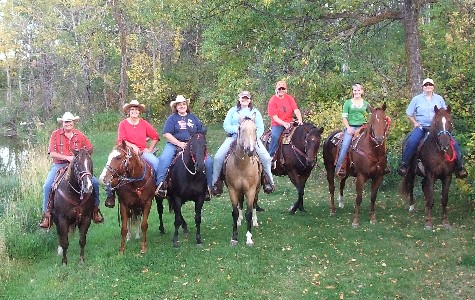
top-left (269, 125), bottom-right (285, 157)
top-left (402, 126), bottom-right (463, 165)
top-left (335, 126), bottom-right (360, 172)
top-left (142, 152), bottom-right (160, 184)
top-left (42, 163), bottom-right (100, 213)
top-left (157, 142), bottom-right (213, 188)
top-left (212, 136), bottom-right (274, 186)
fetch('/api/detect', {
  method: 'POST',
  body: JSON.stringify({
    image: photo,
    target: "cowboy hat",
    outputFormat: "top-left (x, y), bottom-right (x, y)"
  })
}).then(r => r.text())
top-left (57, 112), bottom-right (80, 122)
top-left (238, 91), bottom-right (252, 99)
top-left (170, 95), bottom-right (190, 109)
top-left (123, 99), bottom-right (145, 113)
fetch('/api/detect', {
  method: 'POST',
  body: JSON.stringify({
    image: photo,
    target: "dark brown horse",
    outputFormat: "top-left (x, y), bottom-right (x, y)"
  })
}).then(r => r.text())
top-left (263, 123), bottom-right (324, 213)
top-left (401, 106), bottom-right (456, 230)
top-left (52, 148), bottom-right (95, 265)
top-left (99, 141), bottom-right (160, 254)
top-left (165, 132), bottom-right (209, 248)
top-left (225, 115), bottom-right (261, 246)
top-left (323, 104), bottom-right (390, 227)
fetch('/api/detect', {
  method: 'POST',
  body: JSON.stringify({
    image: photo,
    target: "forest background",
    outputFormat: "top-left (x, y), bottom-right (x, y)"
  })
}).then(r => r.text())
top-left (0, 0), bottom-right (474, 195)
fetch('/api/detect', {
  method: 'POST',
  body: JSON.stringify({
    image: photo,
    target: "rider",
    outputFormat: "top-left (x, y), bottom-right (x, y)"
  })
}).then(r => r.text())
top-left (267, 80), bottom-right (303, 165)
top-left (397, 78), bottom-right (467, 178)
top-left (39, 112), bottom-right (103, 228)
top-left (104, 99), bottom-right (160, 208)
top-left (154, 95), bottom-right (213, 200)
top-left (212, 90), bottom-right (275, 196)
top-left (335, 83), bottom-right (372, 178)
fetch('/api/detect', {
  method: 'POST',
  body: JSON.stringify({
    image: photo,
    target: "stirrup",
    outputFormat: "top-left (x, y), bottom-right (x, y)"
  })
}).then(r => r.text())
top-left (155, 182), bottom-right (167, 197)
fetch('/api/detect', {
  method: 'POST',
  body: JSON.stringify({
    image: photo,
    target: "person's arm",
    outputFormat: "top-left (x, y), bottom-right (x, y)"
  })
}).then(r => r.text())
top-left (50, 151), bottom-right (74, 162)
top-left (164, 132), bottom-right (186, 149)
top-left (293, 108), bottom-right (303, 125)
top-left (407, 115), bottom-right (419, 128)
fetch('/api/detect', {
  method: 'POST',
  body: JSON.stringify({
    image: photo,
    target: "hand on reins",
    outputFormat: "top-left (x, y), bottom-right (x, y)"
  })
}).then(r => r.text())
top-left (178, 141), bottom-right (187, 150)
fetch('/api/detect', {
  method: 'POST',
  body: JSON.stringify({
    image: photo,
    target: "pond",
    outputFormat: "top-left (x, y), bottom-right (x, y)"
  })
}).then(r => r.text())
top-left (0, 136), bottom-right (28, 175)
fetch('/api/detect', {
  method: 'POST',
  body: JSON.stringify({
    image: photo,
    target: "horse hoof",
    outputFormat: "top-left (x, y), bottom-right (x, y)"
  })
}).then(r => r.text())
top-left (370, 220), bottom-right (377, 225)
top-left (196, 243), bottom-right (203, 248)
top-left (424, 225), bottom-right (433, 231)
top-left (443, 223), bottom-right (451, 229)
top-left (338, 203), bottom-right (344, 209)
top-left (288, 206), bottom-right (296, 214)
top-left (408, 205), bottom-right (415, 213)
top-left (140, 249), bottom-right (147, 254)
top-left (246, 241), bottom-right (254, 247)
top-left (352, 223), bottom-right (359, 228)
top-left (230, 239), bottom-right (238, 246)
top-left (173, 242), bottom-right (180, 248)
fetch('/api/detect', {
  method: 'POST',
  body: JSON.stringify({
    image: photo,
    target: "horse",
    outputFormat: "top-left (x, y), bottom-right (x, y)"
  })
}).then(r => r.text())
top-left (99, 140), bottom-right (161, 254)
top-left (262, 122), bottom-right (324, 213)
top-left (165, 131), bottom-right (209, 248)
top-left (225, 115), bottom-right (261, 246)
top-left (51, 148), bottom-right (95, 265)
top-left (401, 106), bottom-right (456, 230)
top-left (322, 104), bottom-right (390, 227)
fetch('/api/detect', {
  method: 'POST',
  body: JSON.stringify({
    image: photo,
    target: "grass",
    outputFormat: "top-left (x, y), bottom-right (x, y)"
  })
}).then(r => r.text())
top-left (1, 124), bottom-right (474, 300)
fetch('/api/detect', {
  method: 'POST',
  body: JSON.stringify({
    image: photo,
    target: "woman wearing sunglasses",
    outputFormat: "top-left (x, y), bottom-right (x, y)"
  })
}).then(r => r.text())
top-left (267, 80), bottom-right (303, 162)
top-left (398, 78), bottom-right (467, 178)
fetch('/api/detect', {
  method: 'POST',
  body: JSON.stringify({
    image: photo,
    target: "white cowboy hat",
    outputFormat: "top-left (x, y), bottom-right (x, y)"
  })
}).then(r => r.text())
top-left (57, 112), bottom-right (80, 122)
top-left (170, 95), bottom-right (190, 109)
top-left (123, 99), bottom-right (145, 113)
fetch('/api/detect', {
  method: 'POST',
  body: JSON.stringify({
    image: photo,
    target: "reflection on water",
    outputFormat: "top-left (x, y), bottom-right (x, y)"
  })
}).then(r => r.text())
top-left (0, 137), bottom-right (28, 174)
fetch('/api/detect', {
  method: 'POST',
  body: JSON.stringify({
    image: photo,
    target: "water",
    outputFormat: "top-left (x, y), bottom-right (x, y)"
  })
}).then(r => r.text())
top-left (0, 137), bottom-right (28, 175)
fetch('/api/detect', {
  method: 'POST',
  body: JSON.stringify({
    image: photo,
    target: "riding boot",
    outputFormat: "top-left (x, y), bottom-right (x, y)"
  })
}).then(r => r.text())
top-left (454, 159), bottom-right (468, 179)
top-left (262, 173), bottom-right (275, 194)
top-left (105, 185), bottom-right (116, 208)
top-left (39, 211), bottom-right (51, 229)
top-left (212, 179), bottom-right (223, 197)
top-left (155, 181), bottom-right (167, 197)
top-left (337, 157), bottom-right (347, 178)
top-left (397, 162), bottom-right (408, 176)
top-left (384, 165), bottom-right (391, 175)
top-left (92, 206), bottom-right (104, 223)
top-left (205, 187), bottom-right (212, 201)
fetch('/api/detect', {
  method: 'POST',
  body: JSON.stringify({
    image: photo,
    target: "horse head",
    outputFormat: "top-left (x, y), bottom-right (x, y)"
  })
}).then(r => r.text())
top-left (186, 132), bottom-right (207, 173)
top-left (431, 105), bottom-right (453, 153)
top-left (301, 124), bottom-right (324, 167)
top-left (237, 114), bottom-right (257, 157)
top-left (71, 148), bottom-right (94, 197)
top-left (99, 140), bottom-right (134, 185)
top-left (368, 103), bottom-right (389, 146)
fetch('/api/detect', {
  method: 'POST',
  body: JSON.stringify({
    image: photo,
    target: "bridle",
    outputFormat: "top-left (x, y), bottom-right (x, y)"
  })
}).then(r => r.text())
top-left (289, 124), bottom-right (319, 167)
top-left (369, 111), bottom-right (390, 147)
top-left (105, 146), bottom-right (149, 191)
top-left (180, 132), bottom-right (208, 175)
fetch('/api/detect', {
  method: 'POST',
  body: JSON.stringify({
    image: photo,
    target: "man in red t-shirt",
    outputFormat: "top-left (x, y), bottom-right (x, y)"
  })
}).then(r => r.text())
top-left (267, 80), bottom-right (303, 159)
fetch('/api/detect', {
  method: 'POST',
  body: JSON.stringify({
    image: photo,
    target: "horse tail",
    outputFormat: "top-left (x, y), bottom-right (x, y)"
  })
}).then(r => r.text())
top-left (400, 164), bottom-right (416, 197)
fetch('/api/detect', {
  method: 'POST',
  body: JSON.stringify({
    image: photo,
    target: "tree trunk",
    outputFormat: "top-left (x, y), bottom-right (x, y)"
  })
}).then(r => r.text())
top-left (404, 0), bottom-right (423, 96)
top-left (111, 1), bottom-right (128, 111)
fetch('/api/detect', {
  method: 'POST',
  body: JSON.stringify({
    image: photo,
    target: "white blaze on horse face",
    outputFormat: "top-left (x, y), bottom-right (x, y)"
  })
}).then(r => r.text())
top-left (442, 116), bottom-right (447, 131)
top-left (83, 157), bottom-right (93, 190)
top-left (99, 149), bottom-right (121, 184)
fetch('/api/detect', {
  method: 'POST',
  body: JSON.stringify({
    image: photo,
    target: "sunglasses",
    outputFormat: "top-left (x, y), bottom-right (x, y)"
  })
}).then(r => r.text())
top-left (278, 87), bottom-right (286, 91)
top-left (423, 83), bottom-right (434, 87)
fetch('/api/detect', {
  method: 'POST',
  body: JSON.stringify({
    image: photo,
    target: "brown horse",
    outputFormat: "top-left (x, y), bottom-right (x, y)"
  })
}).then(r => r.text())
top-left (323, 104), bottom-right (390, 227)
top-left (52, 148), bottom-right (95, 265)
top-left (225, 115), bottom-right (261, 246)
top-left (99, 141), bottom-right (160, 254)
top-left (262, 123), bottom-right (324, 213)
top-left (401, 106), bottom-right (456, 230)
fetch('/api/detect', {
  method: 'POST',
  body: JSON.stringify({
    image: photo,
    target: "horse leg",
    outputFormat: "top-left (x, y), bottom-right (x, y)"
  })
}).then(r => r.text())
top-left (140, 201), bottom-right (152, 254)
top-left (245, 194), bottom-right (255, 246)
top-left (440, 176), bottom-right (452, 229)
top-left (352, 175), bottom-right (366, 228)
top-left (194, 199), bottom-right (204, 246)
top-left (339, 177), bottom-right (347, 209)
top-left (155, 196), bottom-right (165, 234)
top-left (56, 217), bottom-right (69, 265)
top-left (422, 176), bottom-right (435, 230)
top-left (172, 198), bottom-right (183, 248)
top-left (237, 197), bottom-right (244, 226)
top-left (326, 164), bottom-right (337, 215)
top-left (230, 203), bottom-right (239, 246)
top-left (78, 218), bottom-right (92, 264)
top-left (369, 176), bottom-right (384, 225)
top-left (288, 172), bottom-right (306, 214)
top-left (119, 205), bottom-right (128, 255)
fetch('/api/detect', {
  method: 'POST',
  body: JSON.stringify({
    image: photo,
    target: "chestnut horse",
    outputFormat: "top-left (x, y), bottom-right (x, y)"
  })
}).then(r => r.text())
top-left (99, 141), bottom-right (161, 254)
top-left (52, 148), bottom-right (95, 265)
top-left (323, 104), bottom-right (390, 227)
top-left (401, 106), bottom-right (456, 230)
top-left (225, 115), bottom-right (261, 246)
top-left (165, 131), bottom-right (209, 248)
top-left (262, 123), bottom-right (324, 213)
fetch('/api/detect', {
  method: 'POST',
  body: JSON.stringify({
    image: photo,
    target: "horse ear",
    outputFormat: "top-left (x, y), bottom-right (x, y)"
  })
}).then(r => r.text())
top-left (238, 115), bottom-right (244, 124)
top-left (446, 105), bottom-right (451, 114)
top-left (382, 103), bottom-right (387, 111)
top-left (434, 105), bottom-right (440, 113)
top-left (121, 140), bottom-right (127, 147)
top-left (71, 148), bottom-right (79, 156)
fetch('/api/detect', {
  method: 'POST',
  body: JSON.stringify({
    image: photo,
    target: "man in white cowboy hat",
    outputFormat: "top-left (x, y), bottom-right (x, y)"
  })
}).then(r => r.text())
top-left (103, 99), bottom-right (160, 208)
top-left (39, 112), bottom-right (104, 228)
top-left (397, 78), bottom-right (467, 178)
top-left (154, 95), bottom-right (213, 199)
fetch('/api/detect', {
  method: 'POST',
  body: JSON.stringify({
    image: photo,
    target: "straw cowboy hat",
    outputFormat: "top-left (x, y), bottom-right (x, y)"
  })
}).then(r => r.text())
top-left (57, 112), bottom-right (80, 122)
top-left (170, 95), bottom-right (190, 109)
top-left (123, 99), bottom-right (145, 113)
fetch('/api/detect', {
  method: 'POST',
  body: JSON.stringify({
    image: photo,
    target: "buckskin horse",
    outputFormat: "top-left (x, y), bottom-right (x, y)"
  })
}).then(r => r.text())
top-left (262, 122), bottom-right (324, 213)
top-left (52, 148), bottom-right (95, 265)
top-left (99, 141), bottom-right (160, 254)
top-left (401, 106), bottom-right (456, 230)
top-left (164, 131), bottom-right (209, 248)
top-left (225, 115), bottom-right (262, 246)
top-left (323, 104), bottom-right (390, 227)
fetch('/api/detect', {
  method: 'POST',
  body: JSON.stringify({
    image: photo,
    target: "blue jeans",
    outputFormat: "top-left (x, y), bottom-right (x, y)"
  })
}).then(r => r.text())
top-left (269, 125), bottom-right (285, 157)
top-left (213, 137), bottom-right (274, 185)
top-left (335, 126), bottom-right (360, 172)
top-left (157, 142), bottom-right (213, 188)
top-left (402, 126), bottom-right (463, 165)
top-left (42, 163), bottom-right (100, 213)
top-left (142, 152), bottom-right (160, 184)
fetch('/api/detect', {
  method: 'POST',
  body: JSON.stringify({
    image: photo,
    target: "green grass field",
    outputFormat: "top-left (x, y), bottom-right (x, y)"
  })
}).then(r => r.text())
top-left (0, 124), bottom-right (473, 299)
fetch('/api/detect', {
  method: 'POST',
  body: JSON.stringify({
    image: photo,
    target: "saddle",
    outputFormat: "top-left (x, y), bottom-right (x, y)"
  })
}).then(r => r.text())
top-left (46, 166), bottom-right (69, 211)
top-left (261, 125), bottom-right (298, 167)
top-left (220, 140), bottom-right (263, 184)
top-left (332, 126), bottom-right (366, 172)
top-left (164, 146), bottom-right (186, 190)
